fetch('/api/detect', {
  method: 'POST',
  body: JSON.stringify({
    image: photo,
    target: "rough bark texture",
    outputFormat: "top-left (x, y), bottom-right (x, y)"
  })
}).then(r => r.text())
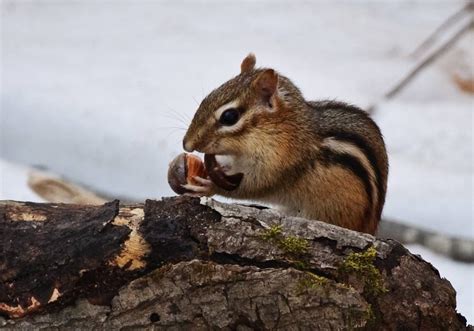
top-left (0, 197), bottom-right (470, 330)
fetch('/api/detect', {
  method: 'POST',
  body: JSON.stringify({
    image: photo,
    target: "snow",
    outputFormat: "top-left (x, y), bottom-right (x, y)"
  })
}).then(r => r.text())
top-left (1, 0), bottom-right (473, 323)
top-left (0, 159), bottom-right (45, 202)
top-left (379, 99), bottom-right (473, 238)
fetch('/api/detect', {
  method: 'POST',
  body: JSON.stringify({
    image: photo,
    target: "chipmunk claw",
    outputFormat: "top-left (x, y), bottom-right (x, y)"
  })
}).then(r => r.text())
top-left (193, 176), bottom-right (214, 186)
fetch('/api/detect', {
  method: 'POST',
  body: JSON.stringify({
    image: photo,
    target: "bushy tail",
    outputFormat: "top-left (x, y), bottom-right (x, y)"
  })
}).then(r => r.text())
top-left (378, 219), bottom-right (474, 263)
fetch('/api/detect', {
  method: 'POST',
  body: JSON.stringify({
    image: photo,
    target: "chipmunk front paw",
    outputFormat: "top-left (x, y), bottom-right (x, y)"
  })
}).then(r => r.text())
top-left (182, 176), bottom-right (216, 197)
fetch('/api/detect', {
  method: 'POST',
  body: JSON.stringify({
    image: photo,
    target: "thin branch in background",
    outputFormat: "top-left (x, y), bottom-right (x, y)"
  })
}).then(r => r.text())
top-left (409, 2), bottom-right (472, 58)
top-left (384, 19), bottom-right (473, 100)
top-left (367, 17), bottom-right (473, 114)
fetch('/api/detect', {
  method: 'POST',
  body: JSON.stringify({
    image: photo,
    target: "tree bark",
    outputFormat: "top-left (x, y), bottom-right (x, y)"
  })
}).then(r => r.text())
top-left (0, 197), bottom-right (470, 330)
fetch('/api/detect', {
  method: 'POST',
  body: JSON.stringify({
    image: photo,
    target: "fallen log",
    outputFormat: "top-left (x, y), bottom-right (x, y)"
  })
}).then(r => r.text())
top-left (0, 197), bottom-right (470, 330)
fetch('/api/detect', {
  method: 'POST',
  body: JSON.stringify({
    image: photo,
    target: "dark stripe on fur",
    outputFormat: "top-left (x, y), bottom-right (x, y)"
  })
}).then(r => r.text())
top-left (323, 130), bottom-right (384, 218)
top-left (319, 147), bottom-right (373, 218)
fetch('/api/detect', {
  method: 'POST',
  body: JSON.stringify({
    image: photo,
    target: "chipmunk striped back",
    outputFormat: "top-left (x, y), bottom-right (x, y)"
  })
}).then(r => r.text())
top-left (308, 100), bottom-right (388, 234)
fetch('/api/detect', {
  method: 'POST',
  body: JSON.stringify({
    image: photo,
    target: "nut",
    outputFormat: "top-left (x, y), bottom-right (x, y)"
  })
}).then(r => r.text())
top-left (168, 153), bottom-right (244, 195)
top-left (167, 153), bottom-right (207, 194)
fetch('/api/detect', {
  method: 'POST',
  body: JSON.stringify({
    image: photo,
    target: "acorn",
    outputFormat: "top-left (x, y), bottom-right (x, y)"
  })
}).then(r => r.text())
top-left (167, 153), bottom-right (207, 195)
top-left (167, 153), bottom-right (243, 194)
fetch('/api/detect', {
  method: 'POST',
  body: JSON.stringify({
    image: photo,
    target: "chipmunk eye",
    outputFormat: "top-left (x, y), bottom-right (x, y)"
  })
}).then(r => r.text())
top-left (219, 108), bottom-right (240, 126)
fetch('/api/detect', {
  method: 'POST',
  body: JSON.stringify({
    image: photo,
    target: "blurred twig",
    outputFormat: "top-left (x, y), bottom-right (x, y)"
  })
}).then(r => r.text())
top-left (409, 2), bottom-right (473, 58)
top-left (367, 6), bottom-right (473, 114)
top-left (384, 19), bottom-right (473, 100)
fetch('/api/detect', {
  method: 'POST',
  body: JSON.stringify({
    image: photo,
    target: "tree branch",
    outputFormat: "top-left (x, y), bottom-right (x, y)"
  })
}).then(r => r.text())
top-left (0, 197), bottom-right (470, 329)
top-left (367, 10), bottom-right (473, 114)
top-left (409, 2), bottom-right (473, 58)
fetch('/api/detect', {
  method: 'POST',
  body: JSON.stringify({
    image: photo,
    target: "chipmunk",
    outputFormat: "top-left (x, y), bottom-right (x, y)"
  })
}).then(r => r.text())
top-left (182, 53), bottom-right (389, 235)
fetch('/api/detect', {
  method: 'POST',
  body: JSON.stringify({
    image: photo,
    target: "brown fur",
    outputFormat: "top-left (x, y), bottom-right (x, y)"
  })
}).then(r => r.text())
top-left (183, 54), bottom-right (388, 235)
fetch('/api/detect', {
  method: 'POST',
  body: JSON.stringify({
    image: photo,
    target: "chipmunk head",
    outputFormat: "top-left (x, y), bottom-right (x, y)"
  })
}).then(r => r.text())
top-left (183, 53), bottom-right (304, 156)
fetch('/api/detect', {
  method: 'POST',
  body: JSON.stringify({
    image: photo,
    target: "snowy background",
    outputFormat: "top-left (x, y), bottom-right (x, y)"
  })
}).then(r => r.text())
top-left (1, 0), bottom-right (473, 322)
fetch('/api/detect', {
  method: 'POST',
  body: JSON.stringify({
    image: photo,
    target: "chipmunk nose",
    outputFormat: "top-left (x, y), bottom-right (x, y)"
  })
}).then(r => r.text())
top-left (183, 138), bottom-right (194, 152)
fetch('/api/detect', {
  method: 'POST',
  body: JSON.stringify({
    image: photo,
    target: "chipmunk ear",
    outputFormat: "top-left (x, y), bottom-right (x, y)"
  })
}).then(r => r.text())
top-left (240, 53), bottom-right (256, 73)
top-left (253, 69), bottom-right (279, 102)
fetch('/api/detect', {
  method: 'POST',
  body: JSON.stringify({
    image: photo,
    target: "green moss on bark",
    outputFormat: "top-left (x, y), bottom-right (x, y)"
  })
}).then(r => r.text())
top-left (338, 247), bottom-right (387, 298)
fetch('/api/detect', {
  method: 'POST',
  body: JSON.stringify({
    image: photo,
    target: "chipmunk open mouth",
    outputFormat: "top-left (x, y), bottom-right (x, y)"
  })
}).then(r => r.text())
top-left (204, 154), bottom-right (243, 191)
